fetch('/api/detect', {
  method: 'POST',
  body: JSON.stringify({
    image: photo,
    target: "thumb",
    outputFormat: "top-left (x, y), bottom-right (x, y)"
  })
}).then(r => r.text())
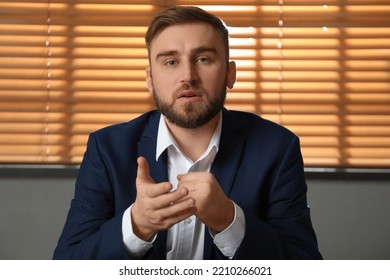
top-left (137, 156), bottom-right (155, 183)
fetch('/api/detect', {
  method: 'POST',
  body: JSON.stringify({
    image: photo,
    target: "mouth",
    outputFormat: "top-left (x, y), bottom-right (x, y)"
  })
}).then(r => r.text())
top-left (177, 90), bottom-right (203, 100)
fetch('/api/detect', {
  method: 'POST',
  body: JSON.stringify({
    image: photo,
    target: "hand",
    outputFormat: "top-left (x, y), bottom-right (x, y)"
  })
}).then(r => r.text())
top-left (177, 172), bottom-right (234, 233)
top-left (131, 157), bottom-right (196, 241)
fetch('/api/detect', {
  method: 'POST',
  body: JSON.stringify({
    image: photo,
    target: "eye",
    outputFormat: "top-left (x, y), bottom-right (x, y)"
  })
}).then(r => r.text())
top-left (164, 59), bottom-right (177, 66)
top-left (197, 56), bottom-right (210, 64)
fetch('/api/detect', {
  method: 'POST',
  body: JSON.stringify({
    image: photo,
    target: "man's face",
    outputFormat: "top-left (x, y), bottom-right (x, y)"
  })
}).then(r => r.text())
top-left (146, 22), bottom-right (236, 129)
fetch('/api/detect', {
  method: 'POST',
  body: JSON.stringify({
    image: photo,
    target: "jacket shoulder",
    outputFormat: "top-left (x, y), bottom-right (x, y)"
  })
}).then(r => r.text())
top-left (227, 110), bottom-right (296, 139)
top-left (92, 110), bottom-right (160, 138)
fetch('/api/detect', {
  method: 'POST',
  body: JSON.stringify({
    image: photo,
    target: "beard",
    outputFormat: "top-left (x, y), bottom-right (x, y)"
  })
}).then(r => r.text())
top-left (152, 82), bottom-right (227, 129)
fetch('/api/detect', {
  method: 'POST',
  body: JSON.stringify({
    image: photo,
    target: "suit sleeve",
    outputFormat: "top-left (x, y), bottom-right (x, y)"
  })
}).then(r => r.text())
top-left (53, 133), bottom-right (131, 259)
top-left (233, 136), bottom-right (322, 260)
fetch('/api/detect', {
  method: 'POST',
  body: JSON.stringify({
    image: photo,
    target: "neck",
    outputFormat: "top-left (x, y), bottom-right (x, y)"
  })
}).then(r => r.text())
top-left (164, 113), bottom-right (220, 162)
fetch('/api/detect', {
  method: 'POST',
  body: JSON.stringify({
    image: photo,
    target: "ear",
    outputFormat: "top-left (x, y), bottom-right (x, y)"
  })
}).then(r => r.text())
top-left (145, 66), bottom-right (154, 94)
top-left (226, 61), bottom-right (236, 89)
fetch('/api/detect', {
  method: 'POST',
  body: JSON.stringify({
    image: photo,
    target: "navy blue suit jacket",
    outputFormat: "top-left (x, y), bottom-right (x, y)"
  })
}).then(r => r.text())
top-left (53, 109), bottom-right (322, 259)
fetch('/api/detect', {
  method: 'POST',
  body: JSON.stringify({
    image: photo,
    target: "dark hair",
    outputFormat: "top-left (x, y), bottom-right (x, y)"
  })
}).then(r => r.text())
top-left (145, 6), bottom-right (229, 60)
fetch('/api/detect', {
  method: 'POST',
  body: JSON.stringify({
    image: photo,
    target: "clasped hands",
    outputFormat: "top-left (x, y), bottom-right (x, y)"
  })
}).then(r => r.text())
top-left (131, 157), bottom-right (234, 241)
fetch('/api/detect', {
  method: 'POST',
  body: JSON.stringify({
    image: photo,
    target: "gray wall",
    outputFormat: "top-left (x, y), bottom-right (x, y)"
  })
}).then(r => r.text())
top-left (307, 178), bottom-right (390, 259)
top-left (0, 173), bottom-right (389, 260)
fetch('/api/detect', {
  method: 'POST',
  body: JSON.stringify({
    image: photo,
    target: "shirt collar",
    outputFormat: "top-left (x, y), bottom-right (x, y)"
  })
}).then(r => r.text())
top-left (156, 112), bottom-right (222, 162)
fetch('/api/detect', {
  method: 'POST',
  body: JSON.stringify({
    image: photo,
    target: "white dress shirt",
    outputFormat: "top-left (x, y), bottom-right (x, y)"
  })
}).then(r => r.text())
top-left (122, 113), bottom-right (245, 259)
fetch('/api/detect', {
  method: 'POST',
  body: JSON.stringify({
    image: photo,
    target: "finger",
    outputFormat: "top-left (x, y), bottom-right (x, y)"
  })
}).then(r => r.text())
top-left (158, 196), bottom-right (196, 220)
top-left (177, 172), bottom-right (199, 183)
top-left (177, 174), bottom-right (197, 192)
top-left (146, 181), bottom-right (173, 198)
top-left (176, 174), bottom-right (196, 190)
top-left (137, 156), bottom-right (155, 184)
top-left (149, 186), bottom-right (189, 209)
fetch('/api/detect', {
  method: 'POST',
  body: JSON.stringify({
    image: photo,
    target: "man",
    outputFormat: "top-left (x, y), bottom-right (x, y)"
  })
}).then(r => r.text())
top-left (53, 6), bottom-right (322, 260)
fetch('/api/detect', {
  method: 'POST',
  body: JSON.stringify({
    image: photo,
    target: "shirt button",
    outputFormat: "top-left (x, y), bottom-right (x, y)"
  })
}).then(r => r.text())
top-left (184, 218), bottom-right (192, 224)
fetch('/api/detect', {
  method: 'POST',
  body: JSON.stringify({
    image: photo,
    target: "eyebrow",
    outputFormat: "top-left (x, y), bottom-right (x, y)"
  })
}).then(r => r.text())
top-left (154, 47), bottom-right (218, 62)
top-left (155, 50), bottom-right (178, 62)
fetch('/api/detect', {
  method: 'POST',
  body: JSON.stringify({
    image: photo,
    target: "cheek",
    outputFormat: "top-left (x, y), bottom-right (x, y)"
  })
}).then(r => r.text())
top-left (202, 69), bottom-right (226, 91)
top-left (150, 75), bottom-right (175, 102)
top-left (152, 69), bottom-right (176, 89)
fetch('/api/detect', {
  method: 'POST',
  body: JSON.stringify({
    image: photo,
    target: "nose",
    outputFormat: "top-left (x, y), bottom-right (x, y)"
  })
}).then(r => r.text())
top-left (181, 60), bottom-right (198, 85)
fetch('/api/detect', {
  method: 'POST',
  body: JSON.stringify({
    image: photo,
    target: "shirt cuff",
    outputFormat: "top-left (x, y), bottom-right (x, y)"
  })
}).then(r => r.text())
top-left (211, 201), bottom-right (246, 258)
top-left (122, 205), bottom-right (155, 258)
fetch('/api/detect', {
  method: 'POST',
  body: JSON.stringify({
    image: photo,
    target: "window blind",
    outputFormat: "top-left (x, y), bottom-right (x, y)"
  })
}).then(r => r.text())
top-left (0, 0), bottom-right (389, 168)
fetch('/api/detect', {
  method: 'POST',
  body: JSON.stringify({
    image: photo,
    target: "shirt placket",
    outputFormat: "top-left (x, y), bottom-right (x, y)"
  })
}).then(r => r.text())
top-left (174, 162), bottom-right (199, 259)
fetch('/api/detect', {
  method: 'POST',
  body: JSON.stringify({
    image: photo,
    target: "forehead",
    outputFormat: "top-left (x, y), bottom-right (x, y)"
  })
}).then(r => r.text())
top-left (149, 22), bottom-right (226, 57)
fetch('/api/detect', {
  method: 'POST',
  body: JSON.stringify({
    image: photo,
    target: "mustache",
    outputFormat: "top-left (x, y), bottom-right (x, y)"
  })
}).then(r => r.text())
top-left (180, 82), bottom-right (199, 90)
top-left (174, 82), bottom-right (207, 96)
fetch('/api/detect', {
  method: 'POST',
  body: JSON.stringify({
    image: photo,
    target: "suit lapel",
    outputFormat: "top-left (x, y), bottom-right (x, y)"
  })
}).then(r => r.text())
top-left (137, 111), bottom-right (168, 259)
top-left (137, 112), bottom-right (168, 184)
top-left (204, 108), bottom-right (246, 259)
top-left (211, 108), bottom-right (245, 197)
